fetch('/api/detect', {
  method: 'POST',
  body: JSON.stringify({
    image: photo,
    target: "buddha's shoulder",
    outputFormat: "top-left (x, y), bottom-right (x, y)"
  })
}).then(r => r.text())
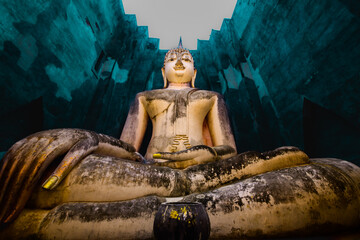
top-left (135, 89), bottom-right (223, 101)
top-left (135, 89), bottom-right (174, 101)
top-left (191, 89), bottom-right (222, 99)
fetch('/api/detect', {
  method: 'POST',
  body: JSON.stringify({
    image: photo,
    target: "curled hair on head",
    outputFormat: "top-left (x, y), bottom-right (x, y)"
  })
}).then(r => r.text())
top-left (163, 37), bottom-right (194, 67)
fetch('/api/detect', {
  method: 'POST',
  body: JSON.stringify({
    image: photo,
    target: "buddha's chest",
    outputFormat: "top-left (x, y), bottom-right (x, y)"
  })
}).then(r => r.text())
top-left (144, 93), bottom-right (214, 121)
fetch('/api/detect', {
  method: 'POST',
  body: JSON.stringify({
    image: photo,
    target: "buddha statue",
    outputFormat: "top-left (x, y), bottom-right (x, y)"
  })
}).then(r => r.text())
top-left (0, 40), bottom-right (359, 239)
top-left (120, 38), bottom-right (237, 168)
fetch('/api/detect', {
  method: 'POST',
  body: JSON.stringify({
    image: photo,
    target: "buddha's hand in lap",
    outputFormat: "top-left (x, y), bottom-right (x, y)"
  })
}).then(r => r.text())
top-left (153, 145), bottom-right (236, 169)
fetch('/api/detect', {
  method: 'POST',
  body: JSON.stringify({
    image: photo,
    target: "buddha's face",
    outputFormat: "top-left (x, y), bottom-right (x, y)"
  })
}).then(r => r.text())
top-left (162, 50), bottom-right (196, 87)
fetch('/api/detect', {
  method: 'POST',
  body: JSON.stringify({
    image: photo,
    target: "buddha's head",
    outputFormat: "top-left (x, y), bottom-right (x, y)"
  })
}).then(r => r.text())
top-left (162, 38), bottom-right (197, 88)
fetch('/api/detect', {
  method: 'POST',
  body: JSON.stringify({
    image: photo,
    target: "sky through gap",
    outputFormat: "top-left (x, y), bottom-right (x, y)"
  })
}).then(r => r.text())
top-left (122, 0), bottom-right (237, 50)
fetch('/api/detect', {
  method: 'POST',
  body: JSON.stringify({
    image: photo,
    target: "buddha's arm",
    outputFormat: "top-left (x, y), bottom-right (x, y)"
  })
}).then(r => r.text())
top-left (120, 93), bottom-right (148, 151)
top-left (206, 94), bottom-right (237, 159)
top-left (39, 95), bottom-right (149, 192)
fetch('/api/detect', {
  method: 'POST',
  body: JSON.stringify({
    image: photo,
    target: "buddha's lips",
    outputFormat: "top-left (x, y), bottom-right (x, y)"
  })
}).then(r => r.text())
top-left (173, 66), bottom-right (185, 70)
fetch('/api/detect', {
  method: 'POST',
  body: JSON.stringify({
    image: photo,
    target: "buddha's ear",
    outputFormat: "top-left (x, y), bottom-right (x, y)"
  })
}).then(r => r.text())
top-left (161, 67), bottom-right (168, 88)
top-left (191, 68), bottom-right (197, 88)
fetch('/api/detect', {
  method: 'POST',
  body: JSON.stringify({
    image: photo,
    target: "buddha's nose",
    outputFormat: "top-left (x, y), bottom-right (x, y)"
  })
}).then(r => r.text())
top-left (175, 58), bottom-right (184, 67)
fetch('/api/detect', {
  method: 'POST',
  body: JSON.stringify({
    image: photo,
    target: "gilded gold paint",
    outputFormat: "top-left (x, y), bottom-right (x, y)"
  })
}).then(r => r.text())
top-left (170, 210), bottom-right (179, 219)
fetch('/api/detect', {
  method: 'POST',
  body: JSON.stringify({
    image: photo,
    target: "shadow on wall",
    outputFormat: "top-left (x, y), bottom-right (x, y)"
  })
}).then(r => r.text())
top-left (0, 98), bottom-right (43, 152)
top-left (303, 98), bottom-right (360, 164)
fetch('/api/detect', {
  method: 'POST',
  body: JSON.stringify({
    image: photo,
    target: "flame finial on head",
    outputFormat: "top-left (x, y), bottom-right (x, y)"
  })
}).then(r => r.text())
top-left (178, 37), bottom-right (183, 49)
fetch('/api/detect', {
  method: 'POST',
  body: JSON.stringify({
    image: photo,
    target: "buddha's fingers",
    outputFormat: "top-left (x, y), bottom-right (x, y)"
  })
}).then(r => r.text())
top-left (0, 138), bottom-right (52, 222)
top-left (0, 137), bottom-right (39, 202)
top-left (0, 132), bottom-right (78, 224)
top-left (154, 145), bottom-right (217, 165)
top-left (0, 137), bottom-right (29, 178)
top-left (43, 131), bottom-right (100, 190)
top-left (155, 159), bottom-right (199, 169)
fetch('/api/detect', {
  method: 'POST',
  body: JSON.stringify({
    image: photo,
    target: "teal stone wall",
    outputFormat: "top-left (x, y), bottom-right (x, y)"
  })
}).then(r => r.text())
top-left (196, 0), bottom-right (360, 163)
top-left (0, 0), bottom-right (359, 164)
top-left (0, 0), bottom-right (162, 151)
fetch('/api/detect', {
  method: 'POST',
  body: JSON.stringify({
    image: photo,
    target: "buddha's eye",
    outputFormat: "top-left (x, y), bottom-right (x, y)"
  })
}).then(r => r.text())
top-left (182, 58), bottom-right (191, 62)
top-left (167, 58), bottom-right (176, 62)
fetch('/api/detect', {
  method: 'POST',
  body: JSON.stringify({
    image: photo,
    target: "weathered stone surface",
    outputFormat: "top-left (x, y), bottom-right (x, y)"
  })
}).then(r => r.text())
top-left (28, 147), bottom-right (308, 208)
top-left (38, 196), bottom-right (165, 240)
top-left (183, 158), bottom-right (360, 238)
top-left (2, 196), bottom-right (165, 240)
top-left (2, 157), bottom-right (359, 239)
